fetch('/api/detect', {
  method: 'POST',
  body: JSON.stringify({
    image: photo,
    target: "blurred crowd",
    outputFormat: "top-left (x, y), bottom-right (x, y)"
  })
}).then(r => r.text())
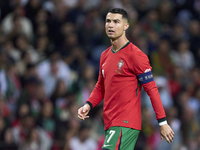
top-left (0, 0), bottom-right (199, 150)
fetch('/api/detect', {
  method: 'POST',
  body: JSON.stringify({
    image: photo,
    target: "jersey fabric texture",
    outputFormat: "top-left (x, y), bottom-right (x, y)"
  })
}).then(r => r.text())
top-left (102, 126), bottom-right (140, 150)
top-left (86, 41), bottom-right (166, 130)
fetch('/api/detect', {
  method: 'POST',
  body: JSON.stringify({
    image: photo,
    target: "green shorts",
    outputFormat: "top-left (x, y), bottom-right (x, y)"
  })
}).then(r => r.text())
top-left (102, 126), bottom-right (140, 150)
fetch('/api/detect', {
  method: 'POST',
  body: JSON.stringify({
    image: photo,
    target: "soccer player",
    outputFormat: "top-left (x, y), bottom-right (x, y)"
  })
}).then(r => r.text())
top-left (78, 8), bottom-right (174, 150)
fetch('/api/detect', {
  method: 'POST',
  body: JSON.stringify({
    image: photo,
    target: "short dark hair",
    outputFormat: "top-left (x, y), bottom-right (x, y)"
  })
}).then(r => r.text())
top-left (108, 8), bottom-right (128, 21)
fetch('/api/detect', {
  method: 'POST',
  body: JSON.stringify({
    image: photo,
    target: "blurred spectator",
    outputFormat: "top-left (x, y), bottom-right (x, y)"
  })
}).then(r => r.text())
top-left (90, 105), bottom-right (104, 141)
top-left (0, 95), bottom-right (11, 119)
top-left (0, 128), bottom-right (18, 150)
top-left (77, 78), bottom-right (96, 105)
top-left (60, 32), bottom-right (79, 53)
top-left (37, 51), bottom-right (72, 96)
top-left (171, 40), bottom-right (195, 72)
top-left (146, 30), bottom-right (159, 53)
top-left (170, 23), bottom-right (188, 50)
top-left (128, 23), bottom-right (144, 43)
top-left (15, 34), bottom-right (39, 63)
top-left (132, 0), bottom-right (153, 20)
top-left (4, 41), bottom-right (21, 62)
top-left (54, 93), bottom-right (76, 122)
top-left (30, 82), bottom-right (49, 118)
top-left (181, 107), bottom-right (199, 150)
top-left (19, 128), bottom-right (41, 150)
top-left (25, 0), bottom-right (42, 26)
top-left (0, 24), bottom-right (6, 45)
top-left (80, 64), bottom-right (96, 82)
top-left (0, 50), bottom-right (8, 96)
top-left (42, 59), bottom-right (60, 96)
top-left (35, 35), bottom-right (54, 60)
top-left (84, 0), bottom-right (100, 10)
top-left (67, 0), bottom-right (86, 24)
top-left (63, 46), bottom-right (87, 72)
top-left (16, 51), bottom-right (32, 76)
top-left (141, 10), bottom-right (162, 33)
top-left (2, 5), bottom-right (33, 41)
top-left (157, 0), bottom-right (175, 25)
top-left (35, 9), bottom-right (50, 26)
top-left (0, 117), bottom-right (6, 142)
top-left (17, 76), bottom-right (39, 107)
top-left (150, 39), bottom-right (174, 76)
top-left (189, 20), bottom-right (200, 63)
top-left (168, 66), bottom-right (183, 99)
top-left (51, 79), bottom-right (68, 105)
top-left (69, 123), bottom-right (97, 150)
top-left (68, 101), bottom-right (79, 121)
top-left (37, 101), bottom-right (55, 138)
top-left (135, 36), bottom-right (148, 55)
top-left (191, 67), bottom-right (200, 86)
top-left (78, 8), bottom-right (103, 52)
top-left (4, 62), bottom-right (21, 114)
top-left (11, 103), bottom-right (30, 127)
top-left (35, 22), bottom-right (49, 39)
top-left (141, 107), bottom-right (159, 150)
top-left (12, 114), bottom-right (35, 144)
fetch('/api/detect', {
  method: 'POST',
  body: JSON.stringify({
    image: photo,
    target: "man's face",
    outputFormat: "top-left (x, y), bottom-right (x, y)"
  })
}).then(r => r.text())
top-left (105, 13), bottom-right (128, 40)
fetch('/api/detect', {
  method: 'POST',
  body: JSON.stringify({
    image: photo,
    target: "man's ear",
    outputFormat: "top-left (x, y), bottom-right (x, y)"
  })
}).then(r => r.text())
top-left (124, 23), bottom-right (129, 31)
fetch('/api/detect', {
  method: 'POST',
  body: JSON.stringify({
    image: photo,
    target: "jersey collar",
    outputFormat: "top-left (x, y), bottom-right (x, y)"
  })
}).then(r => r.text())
top-left (111, 41), bottom-right (130, 53)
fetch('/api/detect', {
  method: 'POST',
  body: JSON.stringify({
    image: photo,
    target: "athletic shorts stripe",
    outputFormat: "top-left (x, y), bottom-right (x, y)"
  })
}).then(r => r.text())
top-left (115, 129), bottom-right (122, 150)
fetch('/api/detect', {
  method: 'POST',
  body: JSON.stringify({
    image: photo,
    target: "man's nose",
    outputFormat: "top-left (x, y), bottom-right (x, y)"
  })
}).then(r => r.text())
top-left (108, 22), bottom-right (114, 27)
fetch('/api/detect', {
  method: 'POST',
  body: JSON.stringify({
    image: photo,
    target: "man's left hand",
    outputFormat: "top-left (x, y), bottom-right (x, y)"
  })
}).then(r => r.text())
top-left (160, 124), bottom-right (174, 143)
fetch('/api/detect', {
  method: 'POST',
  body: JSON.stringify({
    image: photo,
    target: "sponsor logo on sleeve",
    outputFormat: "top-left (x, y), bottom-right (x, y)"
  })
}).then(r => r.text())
top-left (144, 68), bottom-right (151, 73)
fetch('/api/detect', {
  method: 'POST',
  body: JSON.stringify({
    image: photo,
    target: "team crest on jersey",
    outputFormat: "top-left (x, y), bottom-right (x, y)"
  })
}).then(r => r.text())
top-left (115, 60), bottom-right (124, 74)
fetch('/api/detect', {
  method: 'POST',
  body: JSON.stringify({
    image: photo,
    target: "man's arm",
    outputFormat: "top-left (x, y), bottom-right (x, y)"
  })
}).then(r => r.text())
top-left (132, 49), bottom-right (174, 143)
top-left (142, 80), bottom-right (175, 143)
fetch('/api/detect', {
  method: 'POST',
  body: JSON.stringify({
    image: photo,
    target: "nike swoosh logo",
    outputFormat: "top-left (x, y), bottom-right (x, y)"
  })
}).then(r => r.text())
top-left (103, 144), bottom-right (112, 147)
top-left (102, 63), bottom-right (106, 67)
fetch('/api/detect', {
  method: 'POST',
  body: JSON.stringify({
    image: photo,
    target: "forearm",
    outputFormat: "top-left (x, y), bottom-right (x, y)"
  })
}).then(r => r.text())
top-left (143, 81), bottom-right (166, 123)
top-left (86, 85), bottom-right (104, 109)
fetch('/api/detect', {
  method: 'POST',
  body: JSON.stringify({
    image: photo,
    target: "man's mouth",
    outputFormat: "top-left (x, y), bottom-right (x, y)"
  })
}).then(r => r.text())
top-left (108, 30), bottom-right (114, 33)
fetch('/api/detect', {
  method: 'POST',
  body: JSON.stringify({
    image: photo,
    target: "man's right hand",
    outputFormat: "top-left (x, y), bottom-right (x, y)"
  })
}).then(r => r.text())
top-left (78, 104), bottom-right (90, 120)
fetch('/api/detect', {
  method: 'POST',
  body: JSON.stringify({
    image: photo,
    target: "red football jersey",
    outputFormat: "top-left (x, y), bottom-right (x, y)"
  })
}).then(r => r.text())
top-left (87, 42), bottom-right (166, 130)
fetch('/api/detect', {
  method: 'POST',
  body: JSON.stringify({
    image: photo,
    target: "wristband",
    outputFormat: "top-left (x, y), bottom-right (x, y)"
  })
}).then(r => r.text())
top-left (159, 120), bottom-right (167, 126)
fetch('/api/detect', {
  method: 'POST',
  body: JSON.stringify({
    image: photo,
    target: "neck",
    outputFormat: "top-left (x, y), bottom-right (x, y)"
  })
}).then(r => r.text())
top-left (110, 35), bottom-right (129, 51)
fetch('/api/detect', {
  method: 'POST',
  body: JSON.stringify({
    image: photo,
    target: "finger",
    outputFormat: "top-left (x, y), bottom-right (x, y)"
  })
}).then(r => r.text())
top-left (167, 134), bottom-right (173, 143)
top-left (78, 114), bottom-right (89, 120)
top-left (169, 133), bottom-right (174, 142)
top-left (78, 109), bottom-right (83, 115)
top-left (82, 115), bottom-right (89, 120)
top-left (171, 130), bottom-right (175, 135)
top-left (164, 135), bottom-right (170, 143)
top-left (78, 116), bottom-right (83, 120)
top-left (161, 135), bottom-right (164, 141)
top-left (78, 111), bottom-right (83, 118)
top-left (78, 114), bottom-right (84, 120)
